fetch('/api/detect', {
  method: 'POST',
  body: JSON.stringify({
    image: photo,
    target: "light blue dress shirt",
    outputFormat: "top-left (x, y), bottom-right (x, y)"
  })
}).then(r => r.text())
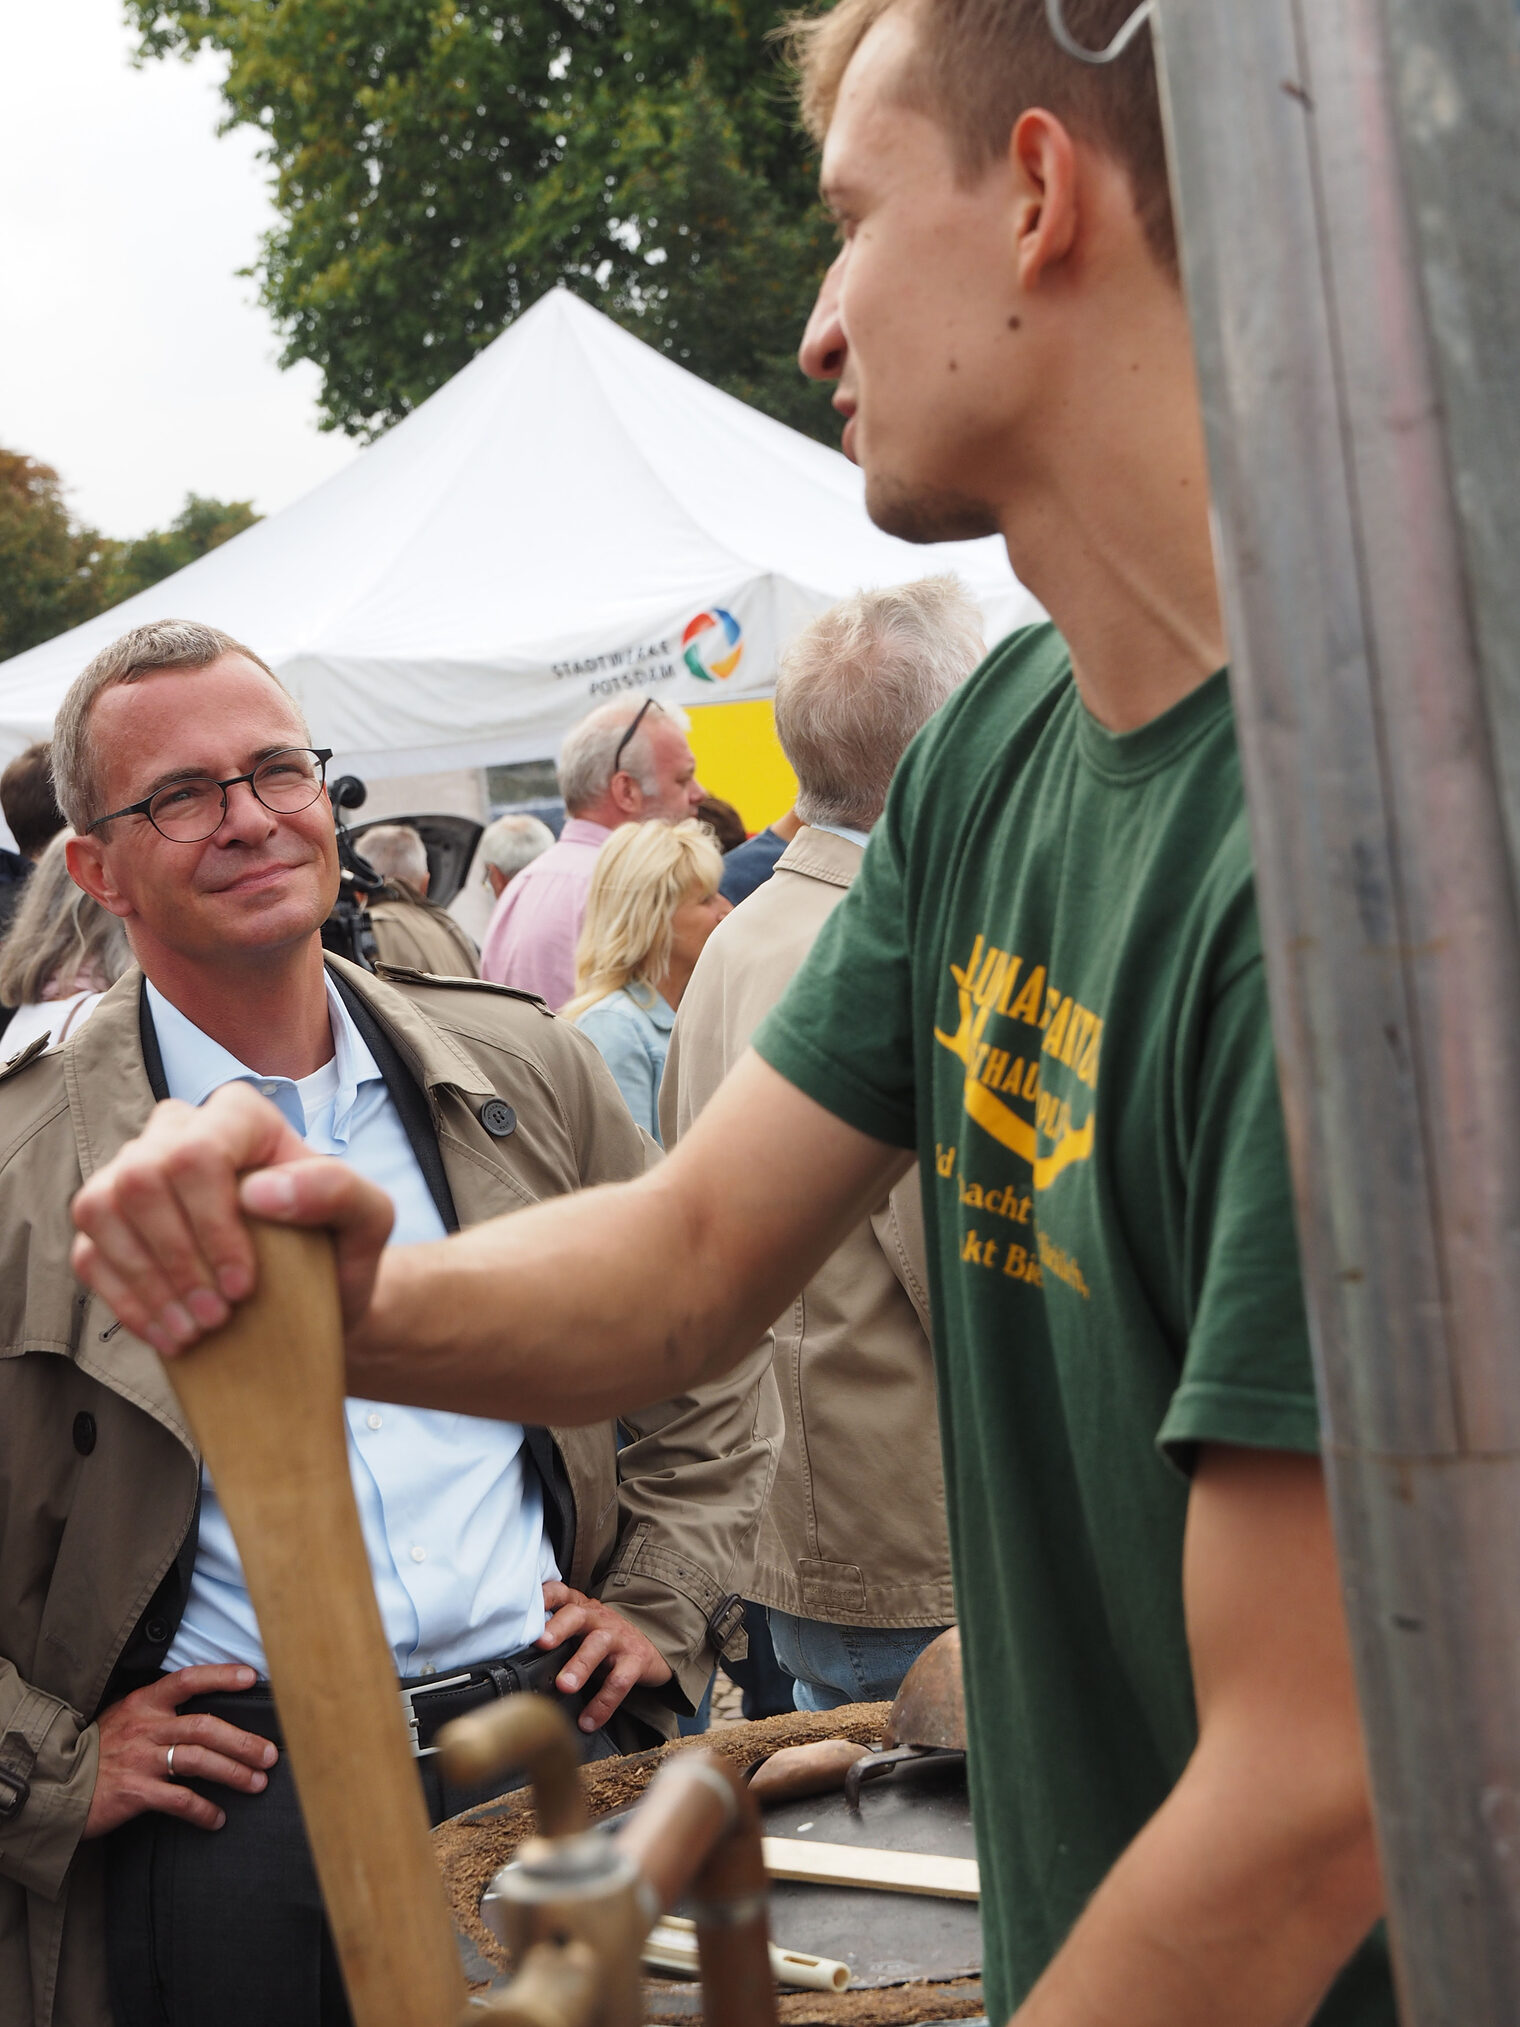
top-left (807, 820), bottom-right (872, 850)
top-left (573, 984), bottom-right (674, 1145)
top-left (156, 975), bottom-right (559, 1679)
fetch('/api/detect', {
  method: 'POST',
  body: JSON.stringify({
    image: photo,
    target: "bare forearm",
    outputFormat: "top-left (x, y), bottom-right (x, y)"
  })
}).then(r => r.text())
top-left (1013, 1744), bottom-right (1382, 2027)
top-left (351, 1169), bottom-right (747, 1422)
top-left (349, 1054), bottom-right (904, 1424)
top-left (69, 1052), bottom-right (903, 1421)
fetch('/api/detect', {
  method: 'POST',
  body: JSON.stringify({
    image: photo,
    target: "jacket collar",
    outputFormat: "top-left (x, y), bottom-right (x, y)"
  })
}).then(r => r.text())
top-left (323, 956), bottom-right (501, 1102)
top-left (63, 957), bottom-right (504, 1172)
top-left (558, 817), bottom-right (615, 849)
top-left (773, 823), bottom-right (865, 892)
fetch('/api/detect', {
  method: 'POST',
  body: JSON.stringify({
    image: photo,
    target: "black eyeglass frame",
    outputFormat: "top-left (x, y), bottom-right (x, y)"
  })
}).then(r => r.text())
top-left (86, 747), bottom-right (335, 841)
top-left (610, 698), bottom-right (655, 781)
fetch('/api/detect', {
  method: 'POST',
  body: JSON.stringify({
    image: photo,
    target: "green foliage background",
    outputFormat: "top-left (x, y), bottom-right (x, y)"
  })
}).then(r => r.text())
top-left (124, 0), bottom-right (836, 443)
top-left (0, 452), bottom-right (257, 663)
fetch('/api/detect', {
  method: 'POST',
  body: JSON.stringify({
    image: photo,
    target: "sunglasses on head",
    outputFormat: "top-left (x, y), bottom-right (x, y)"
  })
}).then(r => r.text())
top-left (611, 698), bottom-right (654, 778)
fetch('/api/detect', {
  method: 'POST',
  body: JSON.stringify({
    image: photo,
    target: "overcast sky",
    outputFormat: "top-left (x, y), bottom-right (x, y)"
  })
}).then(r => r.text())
top-left (0, 0), bottom-right (358, 540)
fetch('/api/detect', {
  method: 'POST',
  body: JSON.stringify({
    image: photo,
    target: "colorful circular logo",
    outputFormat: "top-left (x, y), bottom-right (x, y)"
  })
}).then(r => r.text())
top-left (682, 608), bottom-right (743, 682)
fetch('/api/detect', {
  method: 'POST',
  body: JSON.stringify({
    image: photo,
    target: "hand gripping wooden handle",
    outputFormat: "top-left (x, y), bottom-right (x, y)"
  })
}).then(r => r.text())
top-left (162, 1222), bottom-right (465, 2027)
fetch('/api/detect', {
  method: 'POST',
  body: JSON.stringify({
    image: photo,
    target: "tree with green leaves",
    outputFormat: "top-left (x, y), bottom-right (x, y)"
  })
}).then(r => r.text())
top-left (0, 453), bottom-right (105, 665)
top-left (0, 454), bottom-right (259, 662)
top-left (96, 494), bottom-right (261, 607)
top-left (124, 0), bottom-right (837, 443)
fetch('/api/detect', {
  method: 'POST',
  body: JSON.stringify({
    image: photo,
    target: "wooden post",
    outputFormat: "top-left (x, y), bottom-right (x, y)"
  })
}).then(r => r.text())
top-left (1151, 0), bottom-right (1520, 2014)
top-left (164, 1222), bottom-right (465, 2027)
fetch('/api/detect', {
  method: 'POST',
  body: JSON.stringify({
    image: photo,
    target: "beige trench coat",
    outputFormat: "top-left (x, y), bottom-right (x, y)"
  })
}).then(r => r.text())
top-left (365, 884), bottom-right (481, 976)
top-left (661, 826), bottom-right (953, 1629)
top-left (0, 958), bottom-right (775, 2026)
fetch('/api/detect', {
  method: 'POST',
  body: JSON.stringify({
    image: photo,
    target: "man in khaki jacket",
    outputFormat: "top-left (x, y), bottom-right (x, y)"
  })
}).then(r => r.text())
top-left (662, 580), bottom-right (983, 1708)
top-left (0, 621), bottom-right (768, 2027)
top-left (355, 822), bottom-right (481, 977)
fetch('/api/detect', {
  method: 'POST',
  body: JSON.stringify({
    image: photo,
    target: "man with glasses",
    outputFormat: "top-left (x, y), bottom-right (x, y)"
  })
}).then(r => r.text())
top-left (0, 621), bottom-right (767, 2027)
top-left (62, 0), bottom-right (1397, 2019)
top-left (480, 693), bottom-right (706, 1009)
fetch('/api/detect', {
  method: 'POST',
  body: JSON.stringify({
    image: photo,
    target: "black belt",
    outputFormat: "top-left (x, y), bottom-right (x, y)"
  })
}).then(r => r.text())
top-left (397, 1642), bottom-right (575, 1756)
top-left (174, 1639), bottom-right (583, 1763)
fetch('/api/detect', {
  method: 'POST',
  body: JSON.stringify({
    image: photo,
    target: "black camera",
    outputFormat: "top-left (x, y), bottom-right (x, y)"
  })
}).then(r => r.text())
top-left (321, 774), bottom-right (382, 970)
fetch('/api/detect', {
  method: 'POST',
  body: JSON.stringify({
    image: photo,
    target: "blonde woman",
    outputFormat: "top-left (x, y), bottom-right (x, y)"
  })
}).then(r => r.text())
top-left (0, 829), bottom-right (131, 1052)
top-left (564, 818), bottom-right (730, 1141)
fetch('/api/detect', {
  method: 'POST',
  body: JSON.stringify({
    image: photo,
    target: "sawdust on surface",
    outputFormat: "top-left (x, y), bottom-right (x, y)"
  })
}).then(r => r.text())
top-left (434, 1704), bottom-right (986, 2024)
top-left (639, 1982), bottom-right (984, 2027)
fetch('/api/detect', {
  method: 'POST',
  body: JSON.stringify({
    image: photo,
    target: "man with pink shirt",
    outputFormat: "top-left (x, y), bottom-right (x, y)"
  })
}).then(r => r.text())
top-left (481, 697), bottom-right (706, 1008)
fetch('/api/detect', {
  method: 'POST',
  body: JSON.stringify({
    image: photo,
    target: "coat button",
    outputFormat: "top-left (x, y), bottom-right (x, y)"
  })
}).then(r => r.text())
top-left (73, 1412), bottom-right (97, 1456)
top-left (145, 1618), bottom-right (170, 1645)
top-left (479, 1099), bottom-right (516, 1138)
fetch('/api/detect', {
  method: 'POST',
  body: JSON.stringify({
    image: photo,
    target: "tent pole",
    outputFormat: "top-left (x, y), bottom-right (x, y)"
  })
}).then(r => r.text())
top-left (1150, 1), bottom-right (1520, 2015)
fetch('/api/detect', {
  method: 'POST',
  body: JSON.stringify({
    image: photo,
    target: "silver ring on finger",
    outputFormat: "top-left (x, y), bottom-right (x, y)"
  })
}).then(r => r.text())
top-left (166, 1743), bottom-right (179, 1781)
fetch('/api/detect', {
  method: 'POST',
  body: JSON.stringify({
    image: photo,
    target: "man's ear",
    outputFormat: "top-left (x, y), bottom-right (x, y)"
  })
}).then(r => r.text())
top-left (607, 772), bottom-right (643, 820)
top-left (1008, 109), bottom-right (1080, 289)
top-left (65, 832), bottom-right (134, 921)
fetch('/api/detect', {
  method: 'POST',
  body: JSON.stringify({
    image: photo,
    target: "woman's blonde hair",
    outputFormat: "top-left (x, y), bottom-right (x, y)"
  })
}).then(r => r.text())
top-left (0, 830), bottom-right (132, 1008)
top-left (564, 818), bottom-right (724, 1019)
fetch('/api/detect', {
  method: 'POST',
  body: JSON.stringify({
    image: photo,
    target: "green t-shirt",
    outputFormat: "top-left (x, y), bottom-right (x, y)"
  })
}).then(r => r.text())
top-left (753, 624), bottom-right (1392, 2024)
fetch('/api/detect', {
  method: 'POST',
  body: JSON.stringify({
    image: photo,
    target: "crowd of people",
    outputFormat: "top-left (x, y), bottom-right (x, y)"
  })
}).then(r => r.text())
top-left (0, 4), bottom-right (1396, 2027)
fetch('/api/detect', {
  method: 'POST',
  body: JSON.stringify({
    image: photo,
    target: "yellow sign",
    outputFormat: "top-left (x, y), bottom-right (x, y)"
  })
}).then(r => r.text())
top-left (686, 698), bottom-right (798, 835)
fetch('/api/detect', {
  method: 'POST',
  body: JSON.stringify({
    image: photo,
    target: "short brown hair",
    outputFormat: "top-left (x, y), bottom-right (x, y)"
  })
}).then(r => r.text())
top-left (0, 741), bottom-right (65, 860)
top-left (788, 0), bottom-right (1175, 273)
top-left (51, 619), bottom-right (293, 832)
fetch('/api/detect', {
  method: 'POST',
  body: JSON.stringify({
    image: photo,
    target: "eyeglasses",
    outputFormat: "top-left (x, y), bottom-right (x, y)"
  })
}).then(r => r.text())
top-left (610, 698), bottom-right (654, 779)
top-left (88, 747), bottom-right (334, 843)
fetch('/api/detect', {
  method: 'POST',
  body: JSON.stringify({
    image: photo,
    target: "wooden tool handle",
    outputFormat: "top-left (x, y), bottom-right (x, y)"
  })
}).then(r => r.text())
top-left (164, 1222), bottom-right (464, 2027)
top-left (747, 1738), bottom-right (870, 1805)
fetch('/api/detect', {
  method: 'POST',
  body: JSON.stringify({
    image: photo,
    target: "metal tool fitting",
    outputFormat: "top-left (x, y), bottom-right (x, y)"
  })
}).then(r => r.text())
top-left (437, 1692), bottom-right (588, 1839)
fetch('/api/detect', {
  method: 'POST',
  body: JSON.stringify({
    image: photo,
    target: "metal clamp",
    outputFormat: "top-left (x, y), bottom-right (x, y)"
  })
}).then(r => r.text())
top-left (397, 1671), bottom-right (473, 1757)
top-left (1044, 0), bottom-right (1153, 64)
top-left (707, 1593), bottom-right (746, 1655)
top-left (0, 1735), bottom-right (33, 1821)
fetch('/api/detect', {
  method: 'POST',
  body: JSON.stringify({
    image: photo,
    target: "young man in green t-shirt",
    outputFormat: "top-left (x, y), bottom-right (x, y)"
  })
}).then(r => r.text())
top-left (74, 2), bottom-right (1394, 2021)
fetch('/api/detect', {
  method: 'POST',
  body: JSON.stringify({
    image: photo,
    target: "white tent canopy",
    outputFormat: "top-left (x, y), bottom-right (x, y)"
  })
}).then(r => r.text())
top-left (0, 289), bottom-right (1041, 798)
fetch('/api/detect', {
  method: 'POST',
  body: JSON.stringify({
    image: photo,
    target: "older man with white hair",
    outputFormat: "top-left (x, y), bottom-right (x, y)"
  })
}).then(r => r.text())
top-left (480, 698), bottom-right (704, 1009)
top-left (357, 822), bottom-right (480, 977)
top-left (477, 814), bottom-right (555, 901)
top-left (661, 577), bottom-right (984, 1711)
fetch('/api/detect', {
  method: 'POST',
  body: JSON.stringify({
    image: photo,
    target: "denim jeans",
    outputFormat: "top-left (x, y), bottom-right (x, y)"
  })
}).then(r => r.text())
top-left (766, 1610), bottom-right (952, 1714)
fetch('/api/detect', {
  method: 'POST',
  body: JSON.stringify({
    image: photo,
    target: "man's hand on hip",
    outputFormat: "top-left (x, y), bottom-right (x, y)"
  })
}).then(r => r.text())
top-left (537, 1581), bottom-right (673, 1732)
top-left (84, 1665), bottom-right (279, 1838)
top-left (70, 1084), bottom-right (395, 1357)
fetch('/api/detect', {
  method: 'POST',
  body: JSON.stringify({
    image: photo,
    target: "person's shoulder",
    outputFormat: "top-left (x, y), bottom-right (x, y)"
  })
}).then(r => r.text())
top-left (684, 862), bottom-right (826, 1015)
top-left (719, 832), bottom-right (784, 905)
top-left (515, 831), bottom-right (582, 877)
top-left (356, 960), bottom-right (638, 1111)
top-left (932, 619), bottom-right (1068, 734)
top-left (892, 620), bottom-right (1070, 797)
top-left (876, 622), bottom-right (1070, 853)
top-left (724, 828), bottom-right (784, 872)
top-left (573, 986), bottom-right (645, 1033)
top-left (0, 1033), bottom-right (73, 1174)
top-left (367, 961), bottom-right (556, 1027)
top-left (718, 843), bottom-right (844, 948)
